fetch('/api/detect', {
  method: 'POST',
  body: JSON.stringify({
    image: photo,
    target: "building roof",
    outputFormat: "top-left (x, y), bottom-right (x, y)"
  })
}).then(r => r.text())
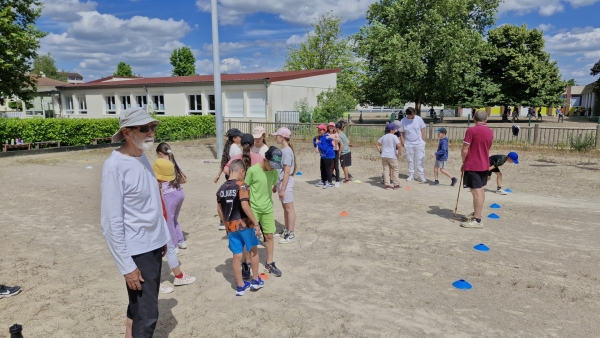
top-left (568, 86), bottom-right (586, 95)
top-left (31, 75), bottom-right (69, 87)
top-left (58, 72), bottom-right (83, 78)
top-left (57, 69), bottom-right (340, 89)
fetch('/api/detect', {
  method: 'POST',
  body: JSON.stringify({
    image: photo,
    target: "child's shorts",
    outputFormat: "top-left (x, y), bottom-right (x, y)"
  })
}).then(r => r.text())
top-left (277, 177), bottom-right (294, 204)
top-left (228, 228), bottom-right (259, 255)
top-left (340, 152), bottom-right (352, 167)
top-left (435, 160), bottom-right (446, 169)
top-left (254, 211), bottom-right (276, 235)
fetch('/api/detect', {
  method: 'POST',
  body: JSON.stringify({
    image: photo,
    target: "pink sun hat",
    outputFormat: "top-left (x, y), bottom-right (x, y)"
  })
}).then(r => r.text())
top-left (317, 124), bottom-right (327, 130)
top-left (271, 127), bottom-right (291, 138)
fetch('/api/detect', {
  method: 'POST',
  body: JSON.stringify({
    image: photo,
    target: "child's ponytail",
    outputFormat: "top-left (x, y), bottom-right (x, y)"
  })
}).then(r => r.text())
top-left (285, 137), bottom-right (297, 176)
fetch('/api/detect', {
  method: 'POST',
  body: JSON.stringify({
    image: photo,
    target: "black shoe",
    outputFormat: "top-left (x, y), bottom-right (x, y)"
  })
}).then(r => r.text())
top-left (0, 285), bottom-right (21, 298)
top-left (265, 262), bottom-right (282, 277)
top-left (451, 177), bottom-right (458, 186)
top-left (241, 262), bottom-right (251, 280)
top-left (348, 174), bottom-right (354, 179)
top-left (433, 180), bottom-right (440, 185)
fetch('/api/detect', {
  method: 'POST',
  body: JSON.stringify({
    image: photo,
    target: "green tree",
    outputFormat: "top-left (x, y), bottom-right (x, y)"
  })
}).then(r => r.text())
top-left (0, 0), bottom-right (46, 105)
top-left (591, 59), bottom-right (600, 95)
top-left (482, 24), bottom-right (565, 107)
top-left (283, 12), bottom-right (364, 97)
top-left (170, 46), bottom-right (196, 76)
top-left (566, 79), bottom-right (577, 87)
top-left (113, 62), bottom-right (133, 77)
top-left (355, 0), bottom-right (499, 111)
top-left (32, 53), bottom-right (67, 81)
top-left (293, 98), bottom-right (314, 123)
top-left (312, 87), bottom-right (357, 123)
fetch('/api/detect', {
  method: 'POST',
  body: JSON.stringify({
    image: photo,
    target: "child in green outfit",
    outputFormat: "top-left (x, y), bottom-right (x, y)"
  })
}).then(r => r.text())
top-left (244, 146), bottom-right (283, 277)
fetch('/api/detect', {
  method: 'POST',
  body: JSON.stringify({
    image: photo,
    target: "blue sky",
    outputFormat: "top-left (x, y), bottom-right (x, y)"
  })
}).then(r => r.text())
top-left (38, 0), bottom-right (600, 86)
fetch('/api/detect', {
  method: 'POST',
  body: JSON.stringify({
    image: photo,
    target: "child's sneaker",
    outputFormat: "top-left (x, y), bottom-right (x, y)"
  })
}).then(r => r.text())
top-left (251, 277), bottom-right (265, 290)
top-left (451, 177), bottom-right (458, 186)
top-left (315, 181), bottom-right (325, 187)
top-left (219, 221), bottom-right (225, 230)
top-left (241, 262), bottom-right (251, 279)
top-left (274, 229), bottom-right (289, 238)
top-left (174, 273), bottom-right (196, 286)
top-left (385, 185), bottom-right (391, 190)
top-left (178, 241), bottom-right (187, 249)
top-left (0, 284), bottom-right (21, 298)
top-left (236, 281), bottom-right (251, 296)
top-left (335, 182), bottom-right (340, 188)
top-left (393, 185), bottom-right (401, 190)
top-left (323, 183), bottom-right (333, 189)
top-left (265, 262), bottom-right (282, 277)
top-left (348, 174), bottom-right (354, 179)
top-left (159, 283), bottom-right (173, 294)
top-left (496, 189), bottom-right (508, 195)
top-left (418, 177), bottom-right (427, 184)
top-left (279, 232), bottom-right (295, 244)
top-left (433, 180), bottom-right (439, 185)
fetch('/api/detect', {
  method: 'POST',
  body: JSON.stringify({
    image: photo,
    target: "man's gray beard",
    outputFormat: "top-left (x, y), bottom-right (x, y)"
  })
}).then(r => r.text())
top-left (133, 137), bottom-right (154, 152)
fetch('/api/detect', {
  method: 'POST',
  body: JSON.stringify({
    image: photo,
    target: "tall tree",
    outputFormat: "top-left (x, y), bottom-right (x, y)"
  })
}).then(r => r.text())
top-left (482, 24), bottom-right (565, 107)
top-left (32, 53), bottom-right (67, 81)
top-left (591, 59), bottom-right (600, 95)
top-left (0, 0), bottom-right (46, 105)
top-left (113, 62), bottom-right (133, 77)
top-left (170, 46), bottom-right (196, 76)
top-left (355, 0), bottom-right (500, 111)
top-left (283, 12), bottom-right (364, 97)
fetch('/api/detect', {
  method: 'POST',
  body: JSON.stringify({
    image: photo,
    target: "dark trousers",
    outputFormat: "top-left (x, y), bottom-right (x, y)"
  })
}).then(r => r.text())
top-left (126, 247), bottom-right (163, 338)
top-left (320, 158), bottom-right (334, 184)
top-left (332, 152), bottom-right (340, 182)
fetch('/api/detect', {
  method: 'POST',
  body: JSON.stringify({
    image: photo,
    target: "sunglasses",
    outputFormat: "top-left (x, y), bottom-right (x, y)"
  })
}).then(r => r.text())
top-left (131, 124), bottom-right (158, 133)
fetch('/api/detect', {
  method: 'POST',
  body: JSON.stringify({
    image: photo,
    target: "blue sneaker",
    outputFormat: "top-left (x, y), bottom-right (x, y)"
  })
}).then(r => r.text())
top-left (241, 262), bottom-right (251, 280)
top-left (236, 281), bottom-right (251, 296)
top-left (251, 277), bottom-right (264, 290)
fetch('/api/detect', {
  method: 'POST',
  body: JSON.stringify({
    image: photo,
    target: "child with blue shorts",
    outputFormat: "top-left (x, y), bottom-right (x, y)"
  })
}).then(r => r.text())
top-left (216, 159), bottom-right (265, 296)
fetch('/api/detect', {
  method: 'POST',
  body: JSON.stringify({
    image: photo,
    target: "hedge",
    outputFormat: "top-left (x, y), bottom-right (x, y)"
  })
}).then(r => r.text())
top-left (0, 115), bottom-right (216, 146)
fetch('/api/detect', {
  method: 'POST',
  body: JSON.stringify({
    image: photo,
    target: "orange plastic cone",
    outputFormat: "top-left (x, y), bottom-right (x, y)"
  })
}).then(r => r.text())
top-left (339, 211), bottom-right (349, 217)
top-left (259, 272), bottom-right (270, 280)
top-left (405, 186), bottom-right (412, 191)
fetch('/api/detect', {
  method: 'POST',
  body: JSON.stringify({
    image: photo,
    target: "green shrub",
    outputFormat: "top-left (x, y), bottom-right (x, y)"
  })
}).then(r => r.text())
top-left (0, 115), bottom-right (215, 146)
top-left (568, 132), bottom-right (595, 152)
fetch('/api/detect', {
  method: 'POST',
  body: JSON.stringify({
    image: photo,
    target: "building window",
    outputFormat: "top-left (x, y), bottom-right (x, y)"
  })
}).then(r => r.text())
top-left (65, 96), bottom-right (74, 114)
top-left (207, 94), bottom-right (216, 115)
top-left (120, 96), bottom-right (131, 110)
top-left (188, 94), bottom-right (202, 115)
top-left (136, 95), bottom-right (147, 109)
top-left (247, 91), bottom-right (266, 118)
top-left (78, 97), bottom-right (87, 114)
top-left (225, 92), bottom-right (244, 117)
top-left (105, 96), bottom-right (116, 114)
top-left (152, 95), bottom-right (165, 115)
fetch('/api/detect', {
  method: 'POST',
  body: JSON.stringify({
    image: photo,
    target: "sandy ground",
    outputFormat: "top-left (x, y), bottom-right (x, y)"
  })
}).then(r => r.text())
top-left (1, 139), bottom-right (600, 337)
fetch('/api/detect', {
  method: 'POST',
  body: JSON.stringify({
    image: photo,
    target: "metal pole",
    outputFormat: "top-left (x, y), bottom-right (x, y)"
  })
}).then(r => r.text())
top-left (467, 114), bottom-right (470, 127)
top-left (211, 0), bottom-right (224, 159)
top-left (528, 115), bottom-right (531, 142)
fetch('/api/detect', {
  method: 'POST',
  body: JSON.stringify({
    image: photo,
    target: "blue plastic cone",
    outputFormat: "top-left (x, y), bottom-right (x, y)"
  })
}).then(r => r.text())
top-left (452, 279), bottom-right (472, 290)
top-left (504, 188), bottom-right (512, 193)
top-left (490, 203), bottom-right (501, 209)
top-left (474, 244), bottom-right (490, 251)
top-left (488, 213), bottom-right (500, 219)
top-left (295, 171), bottom-right (303, 176)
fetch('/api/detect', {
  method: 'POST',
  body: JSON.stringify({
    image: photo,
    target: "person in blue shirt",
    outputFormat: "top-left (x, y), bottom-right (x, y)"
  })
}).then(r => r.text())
top-left (432, 127), bottom-right (458, 186)
top-left (313, 124), bottom-right (335, 189)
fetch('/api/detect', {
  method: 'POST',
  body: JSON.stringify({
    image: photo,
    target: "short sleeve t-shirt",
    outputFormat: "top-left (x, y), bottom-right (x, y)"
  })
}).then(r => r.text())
top-left (252, 144), bottom-right (268, 157)
top-left (216, 179), bottom-right (251, 233)
top-left (229, 144), bottom-right (242, 158)
top-left (339, 132), bottom-right (351, 155)
top-left (278, 147), bottom-right (295, 182)
top-left (244, 164), bottom-right (278, 214)
top-left (399, 116), bottom-right (426, 145)
top-left (463, 124), bottom-right (494, 171)
top-left (489, 155), bottom-right (507, 168)
top-left (378, 133), bottom-right (400, 159)
top-left (225, 153), bottom-right (264, 170)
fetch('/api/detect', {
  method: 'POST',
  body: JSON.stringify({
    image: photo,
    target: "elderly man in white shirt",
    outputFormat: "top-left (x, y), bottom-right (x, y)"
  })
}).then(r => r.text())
top-left (399, 107), bottom-right (427, 183)
top-left (101, 107), bottom-right (170, 338)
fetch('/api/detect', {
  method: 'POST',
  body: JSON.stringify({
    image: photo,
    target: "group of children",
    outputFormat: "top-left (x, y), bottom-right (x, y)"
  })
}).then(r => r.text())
top-left (215, 126), bottom-right (297, 296)
top-left (313, 121), bottom-right (353, 189)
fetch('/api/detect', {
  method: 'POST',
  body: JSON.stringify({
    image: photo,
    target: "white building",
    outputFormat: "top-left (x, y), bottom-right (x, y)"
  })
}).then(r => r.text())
top-left (56, 69), bottom-right (339, 122)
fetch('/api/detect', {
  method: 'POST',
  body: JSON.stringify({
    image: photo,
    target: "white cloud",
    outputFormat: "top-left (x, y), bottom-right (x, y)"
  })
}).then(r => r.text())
top-left (286, 33), bottom-right (308, 45)
top-left (499, 0), bottom-right (599, 16)
top-left (39, 5), bottom-right (192, 79)
top-left (545, 27), bottom-right (600, 55)
top-left (538, 24), bottom-right (554, 32)
top-left (196, 0), bottom-right (378, 25)
top-left (41, 0), bottom-right (98, 22)
top-left (195, 57), bottom-right (279, 74)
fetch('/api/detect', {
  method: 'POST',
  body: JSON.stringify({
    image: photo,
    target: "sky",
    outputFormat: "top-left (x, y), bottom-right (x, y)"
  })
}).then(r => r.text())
top-left (37, 0), bottom-right (600, 86)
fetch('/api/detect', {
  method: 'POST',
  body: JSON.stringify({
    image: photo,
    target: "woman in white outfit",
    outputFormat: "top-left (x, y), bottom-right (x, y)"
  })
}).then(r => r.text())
top-left (399, 107), bottom-right (427, 183)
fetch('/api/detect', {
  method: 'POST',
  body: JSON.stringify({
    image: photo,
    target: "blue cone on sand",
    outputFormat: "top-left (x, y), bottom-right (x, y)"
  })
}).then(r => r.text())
top-left (504, 188), bottom-right (512, 193)
top-left (490, 203), bottom-right (501, 209)
top-left (452, 279), bottom-right (472, 290)
top-left (296, 171), bottom-right (303, 176)
top-left (488, 213), bottom-right (500, 219)
top-left (474, 244), bottom-right (490, 251)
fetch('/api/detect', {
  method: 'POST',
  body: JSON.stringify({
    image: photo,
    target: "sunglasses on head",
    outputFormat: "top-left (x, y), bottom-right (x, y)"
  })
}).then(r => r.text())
top-left (131, 124), bottom-right (158, 133)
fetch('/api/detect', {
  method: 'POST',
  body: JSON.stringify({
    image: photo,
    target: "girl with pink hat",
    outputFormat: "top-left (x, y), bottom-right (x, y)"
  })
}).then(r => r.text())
top-left (327, 122), bottom-right (341, 188)
top-left (271, 127), bottom-right (297, 244)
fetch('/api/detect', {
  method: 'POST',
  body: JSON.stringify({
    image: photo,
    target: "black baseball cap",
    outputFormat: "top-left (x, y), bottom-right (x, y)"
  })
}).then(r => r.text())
top-left (265, 146), bottom-right (283, 169)
top-left (241, 133), bottom-right (254, 145)
top-left (226, 128), bottom-right (243, 138)
top-left (436, 127), bottom-right (447, 134)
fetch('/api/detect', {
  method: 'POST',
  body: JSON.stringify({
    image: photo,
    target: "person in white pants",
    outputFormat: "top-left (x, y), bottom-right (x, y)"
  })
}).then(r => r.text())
top-left (399, 107), bottom-right (427, 183)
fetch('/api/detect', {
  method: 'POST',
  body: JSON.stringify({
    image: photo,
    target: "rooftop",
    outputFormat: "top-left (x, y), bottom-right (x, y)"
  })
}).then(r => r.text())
top-left (58, 72), bottom-right (83, 78)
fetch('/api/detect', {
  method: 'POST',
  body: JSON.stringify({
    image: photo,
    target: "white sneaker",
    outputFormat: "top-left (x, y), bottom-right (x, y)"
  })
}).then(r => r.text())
top-left (335, 182), bottom-right (340, 188)
top-left (174, 272), bottom-right (196, 286)
top-left (219, 222), bottom-right (226, 230)
top-left (418, 177), bottom-right (427, 184)
top-left (279, 233), bottom-right (296, 244)
top-left (323, 183), bottom-right (333, 189)
top-left (315, 181), bottom-right (325, 187)
top-left (406, 176), bottom-right (414, 182)
top-left (175, 247), bottom-right (179, 254)
top-left (274, 229), bottom-right (289, 238)
top-left (159, 283), bottom-right (173, 294)
top-left (496, 189), bottom-right (508, 195)
top-left (178, 242), bottom-right (187, 249)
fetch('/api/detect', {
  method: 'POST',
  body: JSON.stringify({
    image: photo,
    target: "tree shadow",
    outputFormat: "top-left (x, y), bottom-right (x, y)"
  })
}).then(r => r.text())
top-left (156, 298), bottom-right (178, 338)
top-left (427, 205), bottom-right (458, 220)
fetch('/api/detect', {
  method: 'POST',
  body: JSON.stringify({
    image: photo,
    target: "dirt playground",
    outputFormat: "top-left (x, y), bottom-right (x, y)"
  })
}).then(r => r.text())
top-left (1, 139), bottom-right (599, 337)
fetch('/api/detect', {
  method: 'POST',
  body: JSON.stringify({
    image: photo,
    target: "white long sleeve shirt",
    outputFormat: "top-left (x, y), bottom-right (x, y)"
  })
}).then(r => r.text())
top-left (101, 150), bottom-right (170, 275)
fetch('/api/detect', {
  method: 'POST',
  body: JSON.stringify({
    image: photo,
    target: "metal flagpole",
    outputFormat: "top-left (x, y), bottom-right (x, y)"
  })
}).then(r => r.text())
top-left (211, 0), bottom-right (224, 158)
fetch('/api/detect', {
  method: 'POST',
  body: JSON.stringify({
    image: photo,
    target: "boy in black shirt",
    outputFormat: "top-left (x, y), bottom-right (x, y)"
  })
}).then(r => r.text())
top-left (488, 152), bottom-right (519, 195)
top-left (216, 159), bottom-right (264, 296)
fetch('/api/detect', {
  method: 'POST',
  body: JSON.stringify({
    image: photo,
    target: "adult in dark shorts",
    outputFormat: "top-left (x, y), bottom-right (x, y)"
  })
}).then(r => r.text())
top-left (460, 110), bottom-right (494, 228)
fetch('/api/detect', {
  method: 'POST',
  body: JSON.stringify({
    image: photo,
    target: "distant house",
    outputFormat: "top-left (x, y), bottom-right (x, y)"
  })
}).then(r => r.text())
top-left (58, 72), bottom-right (84, 84)
top-left (564, 84), bottom-right (597, 116)
top-left (55, 69), bottom-right (339, 121)
top-left (0, 75), bottom-right (66, 118)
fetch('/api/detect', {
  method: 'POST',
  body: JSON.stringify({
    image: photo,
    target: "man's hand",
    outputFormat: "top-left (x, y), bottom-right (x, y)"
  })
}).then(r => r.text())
top-left (125, 268), bottom-right (144, 291)
top-left (272, 186), bottom-right (277, 194)
top-left (461, 164), bottom-right (465, 172)
top-left (162, 244), bottom-right (167, 257)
